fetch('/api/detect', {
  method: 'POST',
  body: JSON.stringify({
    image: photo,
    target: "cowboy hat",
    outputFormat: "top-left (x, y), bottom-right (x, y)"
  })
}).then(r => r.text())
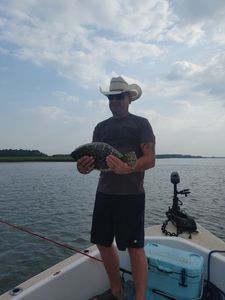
top-left (99, 76), bottom-right (142, 101)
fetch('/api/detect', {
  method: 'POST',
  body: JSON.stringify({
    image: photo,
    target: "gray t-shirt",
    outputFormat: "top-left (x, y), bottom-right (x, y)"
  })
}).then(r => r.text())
top-left (92, 113), bottom-right (155, 195)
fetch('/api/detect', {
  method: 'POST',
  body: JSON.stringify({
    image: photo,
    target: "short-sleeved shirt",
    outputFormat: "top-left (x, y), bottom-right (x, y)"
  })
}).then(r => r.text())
top-left (92, 113), bottom-right (155, 195)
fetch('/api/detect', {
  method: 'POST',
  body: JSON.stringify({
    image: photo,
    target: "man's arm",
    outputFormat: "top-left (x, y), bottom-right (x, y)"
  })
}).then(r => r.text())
top-left (134, 142), bottom-right (155, 172)
top-left (106, 142), bottom-right (155, 174)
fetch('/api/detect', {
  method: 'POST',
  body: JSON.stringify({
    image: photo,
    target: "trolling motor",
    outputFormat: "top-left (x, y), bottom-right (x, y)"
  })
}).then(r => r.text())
top-left (161, 171), bottom-right (198, 238)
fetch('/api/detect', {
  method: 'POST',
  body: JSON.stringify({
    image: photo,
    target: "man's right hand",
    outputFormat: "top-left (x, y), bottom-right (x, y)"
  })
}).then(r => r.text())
top-left (77, 156), bottom-right (95, 174)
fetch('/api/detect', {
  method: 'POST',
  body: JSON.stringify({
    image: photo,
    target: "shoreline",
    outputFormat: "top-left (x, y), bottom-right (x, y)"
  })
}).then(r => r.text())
top-left (0, 156), bottom-right (74, 162)
top-left (0, 155), bottom-right (224, 162)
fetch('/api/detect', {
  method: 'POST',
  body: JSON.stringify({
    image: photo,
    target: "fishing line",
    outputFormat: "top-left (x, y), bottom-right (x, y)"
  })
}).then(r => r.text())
top-left (0, 218), bottom-right (102, 262)
top-left (0, 218), bottom-right (132, 275)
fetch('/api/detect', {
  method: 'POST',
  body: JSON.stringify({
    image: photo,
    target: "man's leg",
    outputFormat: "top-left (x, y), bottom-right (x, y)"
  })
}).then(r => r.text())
top-left (128, 247), bottom-right (148, 300)
top-left (97, 244), bottom-right (124, 298)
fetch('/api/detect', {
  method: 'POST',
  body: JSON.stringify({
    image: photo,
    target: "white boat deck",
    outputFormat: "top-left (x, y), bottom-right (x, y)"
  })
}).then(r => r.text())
top-left (145, 222), bottom-right (225, 252)
top-left (0, 245), bottom-right (101, 300)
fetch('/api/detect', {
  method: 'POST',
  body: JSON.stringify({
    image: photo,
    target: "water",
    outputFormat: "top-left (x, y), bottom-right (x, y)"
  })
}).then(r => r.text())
top-left (0, 159), bottom-right (225, 295)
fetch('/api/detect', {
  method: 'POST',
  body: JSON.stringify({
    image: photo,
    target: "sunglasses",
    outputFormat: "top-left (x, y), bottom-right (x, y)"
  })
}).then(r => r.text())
top-left (107, 93), bottom-right (127, 101)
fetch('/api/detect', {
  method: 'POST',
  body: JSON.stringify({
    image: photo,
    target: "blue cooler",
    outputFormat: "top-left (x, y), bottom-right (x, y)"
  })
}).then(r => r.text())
top-left (145, 243), bottom-right (204, 300)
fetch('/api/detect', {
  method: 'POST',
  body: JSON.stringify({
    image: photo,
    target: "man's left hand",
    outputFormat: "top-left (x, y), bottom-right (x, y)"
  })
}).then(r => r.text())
top-left (106, 155), bottom-right (133, 174)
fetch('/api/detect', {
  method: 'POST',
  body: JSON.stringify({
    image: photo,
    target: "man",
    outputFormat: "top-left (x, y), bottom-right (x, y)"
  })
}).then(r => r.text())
top-left (77, 76), bottom-right (155, 300)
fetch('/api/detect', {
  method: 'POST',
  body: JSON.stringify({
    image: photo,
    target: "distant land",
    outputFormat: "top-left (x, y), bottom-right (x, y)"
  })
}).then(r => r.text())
top-left (0, 149), bottom-right (224, 162)
top-left (0, 149), bottom-right (73, 162)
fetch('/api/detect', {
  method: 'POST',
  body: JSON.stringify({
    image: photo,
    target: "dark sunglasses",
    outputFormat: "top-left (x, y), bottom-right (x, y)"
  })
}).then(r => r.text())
top-left (107, 93), bottom-right (127, 101)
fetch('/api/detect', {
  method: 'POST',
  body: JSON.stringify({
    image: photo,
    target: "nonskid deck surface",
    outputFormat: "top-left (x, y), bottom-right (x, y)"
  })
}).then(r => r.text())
top-left (145, 223), bottom-right (225, 252)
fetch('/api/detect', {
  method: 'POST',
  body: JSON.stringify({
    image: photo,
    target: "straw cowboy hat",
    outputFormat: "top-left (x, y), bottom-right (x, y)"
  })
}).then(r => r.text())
top-left (100, 76), bottom-right (142, 101)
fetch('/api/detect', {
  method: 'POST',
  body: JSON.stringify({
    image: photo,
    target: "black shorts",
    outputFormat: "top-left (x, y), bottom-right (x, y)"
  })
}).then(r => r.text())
top-left (90, 191), bottom-right (145, 251)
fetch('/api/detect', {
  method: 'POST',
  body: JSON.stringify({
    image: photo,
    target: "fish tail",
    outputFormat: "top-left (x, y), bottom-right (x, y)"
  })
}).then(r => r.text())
top-left (123, 152), bottom-right (137, 168)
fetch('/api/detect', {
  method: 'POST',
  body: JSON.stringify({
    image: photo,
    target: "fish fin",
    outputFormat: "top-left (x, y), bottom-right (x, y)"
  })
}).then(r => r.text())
top-left (122, 152), bottom-right (137, 167)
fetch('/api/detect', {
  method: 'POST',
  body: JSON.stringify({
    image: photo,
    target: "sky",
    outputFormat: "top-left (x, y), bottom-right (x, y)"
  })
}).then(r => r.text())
top-left (0, 0), bottom-right (225, 157)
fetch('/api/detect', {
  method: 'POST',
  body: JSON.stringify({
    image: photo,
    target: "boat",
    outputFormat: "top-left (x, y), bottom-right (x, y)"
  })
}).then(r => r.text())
top-left (1, 172), bottom-right (225, 300)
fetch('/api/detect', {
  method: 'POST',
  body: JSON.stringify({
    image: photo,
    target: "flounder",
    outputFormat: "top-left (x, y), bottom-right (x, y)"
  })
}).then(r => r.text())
top-left (71, 142), bottom-right (137, 171)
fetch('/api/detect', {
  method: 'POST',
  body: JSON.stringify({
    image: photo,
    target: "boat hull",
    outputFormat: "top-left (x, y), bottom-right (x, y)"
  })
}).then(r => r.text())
top-left (1, 225), bottom-right (225, 300)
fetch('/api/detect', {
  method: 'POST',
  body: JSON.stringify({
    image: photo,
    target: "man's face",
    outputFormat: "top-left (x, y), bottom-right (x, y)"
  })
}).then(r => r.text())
top-left (108, 92), bottom-right (130, 117)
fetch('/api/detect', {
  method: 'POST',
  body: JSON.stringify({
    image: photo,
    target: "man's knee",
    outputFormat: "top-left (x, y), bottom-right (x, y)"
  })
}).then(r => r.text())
top-left (128, 247), bottom-right (145, 257)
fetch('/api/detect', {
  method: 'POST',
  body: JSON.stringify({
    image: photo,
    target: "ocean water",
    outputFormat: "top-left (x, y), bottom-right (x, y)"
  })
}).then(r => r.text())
top-left (0, 159), bottom-right (225, 295)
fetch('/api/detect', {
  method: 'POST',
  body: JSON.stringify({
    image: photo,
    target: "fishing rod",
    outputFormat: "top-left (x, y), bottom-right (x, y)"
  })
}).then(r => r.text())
top-left (0, 218), bottom-right (102, 262)
top-left (0, 218), bottom-right (132, 275)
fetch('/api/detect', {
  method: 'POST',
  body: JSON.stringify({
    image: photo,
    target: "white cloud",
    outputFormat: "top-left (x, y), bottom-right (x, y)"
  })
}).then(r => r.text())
top-left (167, 61), bottom-right (205, 80)
top-left (170, 54), bottom-right (225, 101)
top-left (1, 0), bottom-right (225, 155)
top-left (94, 38), bottom-right (163, 63)
top-left (87, 98), bottom-right (107, 108)
top-left (0, 0), bottom-right (169, 84)
top-left (168, 0), bottom-right (225, 46)
top-left (164, 23), bottom-right (205, 46)
top-left (38, 106), bottom-right (68, 120)
top-left (37, 106), bottom-right (85, 123)
top-left (0, 0), bottom-right (224, 85)
top-left (53, 91), bottom-right (79, 103)
top-left (171, 0), bottom-right (225, 23)
top-left (204, 53), bottom-right (225, 83)
top-left (133, 98), bottom-right (225, 156)
top-left (97, 0), bottom-right (172, 40)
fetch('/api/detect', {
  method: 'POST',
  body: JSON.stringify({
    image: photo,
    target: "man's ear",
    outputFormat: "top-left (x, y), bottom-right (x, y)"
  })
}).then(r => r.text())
top-left (129, 96), bottom-right (132, 104)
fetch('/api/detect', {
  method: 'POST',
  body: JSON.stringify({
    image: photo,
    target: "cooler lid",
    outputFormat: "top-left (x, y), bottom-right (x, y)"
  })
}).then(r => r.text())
top-left (145, 243), bottom-right (204, 277)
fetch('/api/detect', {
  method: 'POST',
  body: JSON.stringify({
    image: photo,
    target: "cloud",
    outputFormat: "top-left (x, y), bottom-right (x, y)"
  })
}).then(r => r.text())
top-left (163, 51), bottom-right (225, 102)
top-left (94, 38), bottom-right (163, 63)
top-left (37, 105), bottom-right (85, 123)
top-left (171, 0), bottom-right (225, 23)
top-left (1, 1), bottom-right (225, 156)
top-left (202, 53), bottom-right (225, 96)
top-left (163, 23), bottom-right (205, 46)
top-left (95, 0), bottom-right (172, 40)
top-left (132, 98), bottom-right (225, 156)
top-left (167, 61), bottom-right (205, 80)
top-left (0, 0), bottom-right (224, 85)
top-left (0, 0), bottom-right (169, 84)
top-left (168, 0), bottom-right (225, 46)
top-left (37, 106), bottom-right (68, 120)
top-left (53, 91), bottom-right (79, 103)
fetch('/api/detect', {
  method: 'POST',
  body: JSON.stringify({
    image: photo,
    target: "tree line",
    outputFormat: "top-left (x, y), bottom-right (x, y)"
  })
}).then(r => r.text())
top-left (0, 149), bottom-right (48, 157)
top-left (0, 149), bottom-right (205, 159)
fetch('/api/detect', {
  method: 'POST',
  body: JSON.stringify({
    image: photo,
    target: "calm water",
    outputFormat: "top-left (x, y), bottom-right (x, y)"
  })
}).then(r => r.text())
top-left (0, 159), bottom-right (225, 294)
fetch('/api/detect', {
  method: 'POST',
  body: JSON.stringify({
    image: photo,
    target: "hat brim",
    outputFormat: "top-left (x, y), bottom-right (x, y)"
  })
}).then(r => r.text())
top-left (100, 84), bottom-right (142, 101)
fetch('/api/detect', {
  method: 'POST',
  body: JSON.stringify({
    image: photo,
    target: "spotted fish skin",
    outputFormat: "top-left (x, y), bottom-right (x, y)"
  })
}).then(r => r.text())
top-left (71, 142), bottom-right (136, 171)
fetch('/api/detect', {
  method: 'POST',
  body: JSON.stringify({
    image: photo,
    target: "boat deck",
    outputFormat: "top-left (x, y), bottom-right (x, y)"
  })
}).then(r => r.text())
top-left (145, 222), bottom-right (225, 252)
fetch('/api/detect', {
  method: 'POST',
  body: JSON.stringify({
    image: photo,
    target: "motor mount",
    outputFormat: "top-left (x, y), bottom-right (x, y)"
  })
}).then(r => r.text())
top-left (162, 171), bottom-right (198, 238)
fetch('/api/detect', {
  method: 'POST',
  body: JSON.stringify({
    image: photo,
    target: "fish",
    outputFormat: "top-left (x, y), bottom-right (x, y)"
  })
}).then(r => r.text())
top-left (71, 142), bottom-right (137, 171)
